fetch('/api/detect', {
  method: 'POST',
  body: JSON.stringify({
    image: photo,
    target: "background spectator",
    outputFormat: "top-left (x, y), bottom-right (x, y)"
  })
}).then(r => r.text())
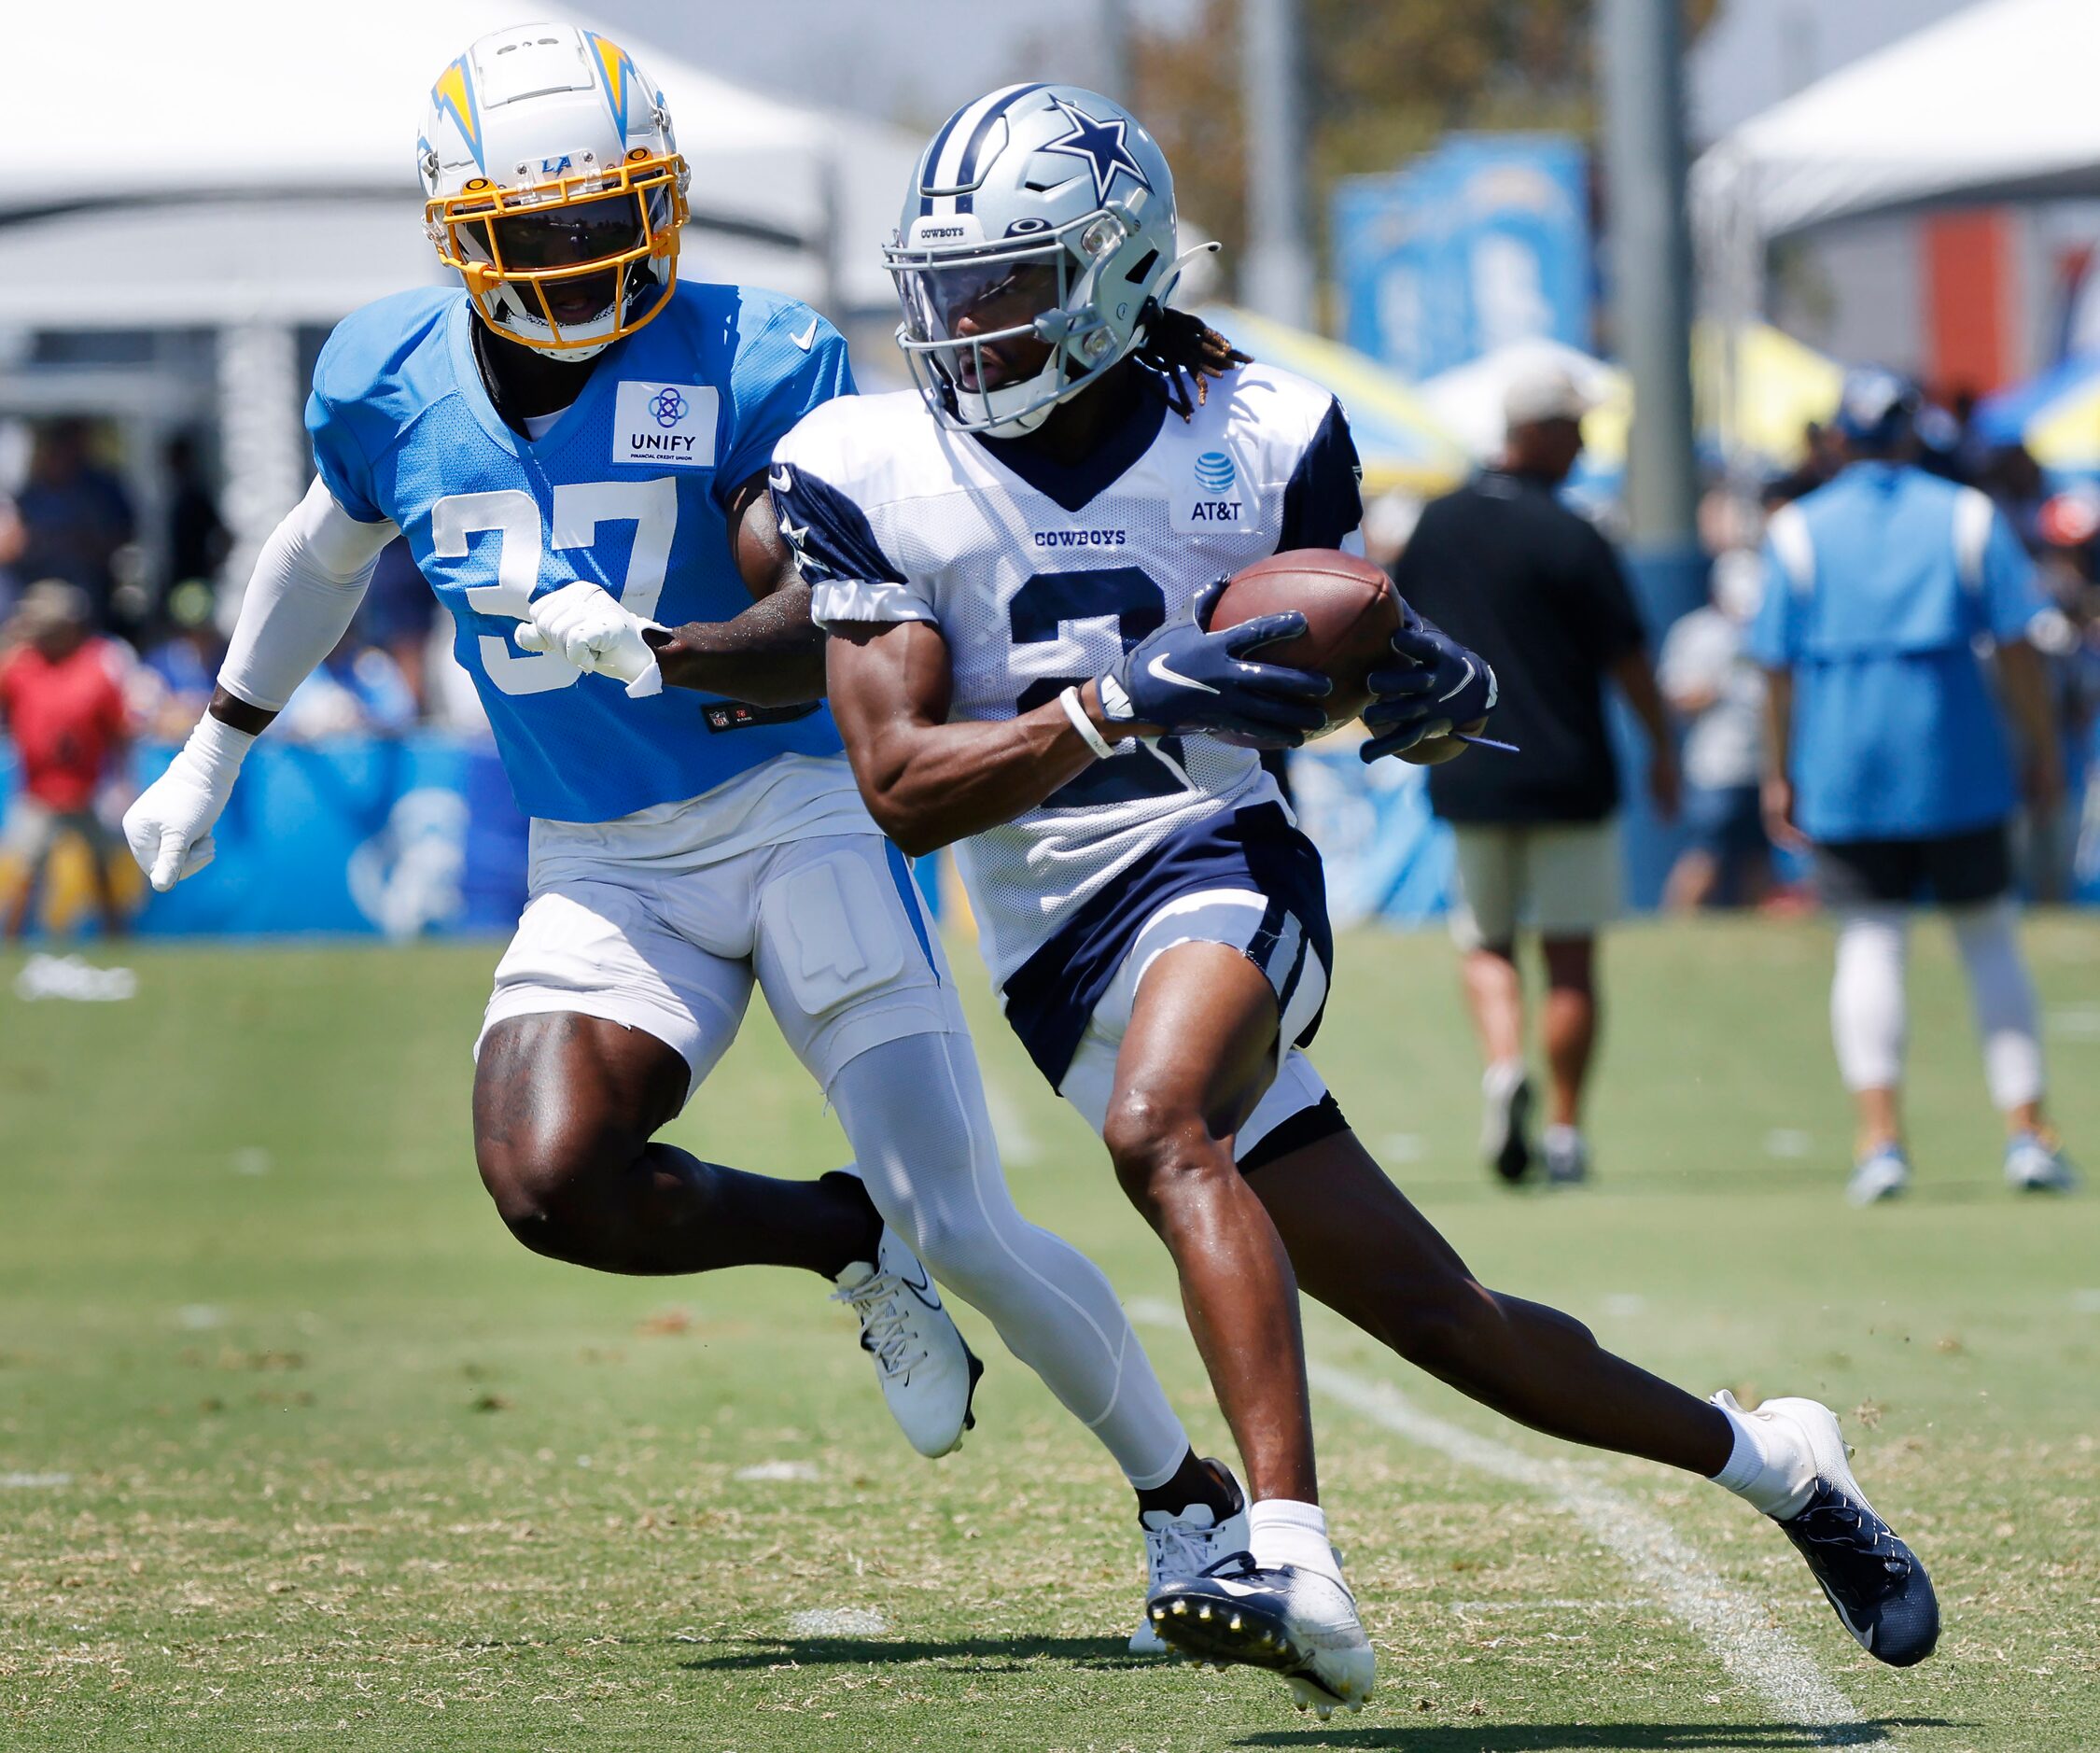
top-left (137, 577), bottom-right (227, 739)
top-left (361, 537), bottom-right (443, 719)
top-left (0, 581), bottom-right (133, 940)
top-left (0, 490), bottom-right (26, 619)
top-left (276, 625), bottom-right (418, 742)
top-left (161, 432), bottom-right (229, 602)
top-left (2023, 490), bottom-right (2100, 903)
top-left (1393, 361), bottom-right (1679, 1189)
top-left (15, 421), bottom-right (135, 629)
top-left (1659, 548), bottom-right (1773, 911)
top-left (1751, 368), bottom-right (2077, 1205)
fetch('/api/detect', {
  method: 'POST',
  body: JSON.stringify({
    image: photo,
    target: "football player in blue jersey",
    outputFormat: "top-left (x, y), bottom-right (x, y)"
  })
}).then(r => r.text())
top-left (122, 26), bottom-right (1242, 1592)
top-left (742, 83), bottom-right (1941, 1713)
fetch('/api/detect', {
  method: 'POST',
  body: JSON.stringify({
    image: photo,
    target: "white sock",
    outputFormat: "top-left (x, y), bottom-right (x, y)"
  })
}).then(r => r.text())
top-left (1707, 1391), bottom-right (1816, 1520)
top-left (1544, 1122), bottom-right (1582, 1155)
top-left (1247, 1498), bottom-right (1340, 1581)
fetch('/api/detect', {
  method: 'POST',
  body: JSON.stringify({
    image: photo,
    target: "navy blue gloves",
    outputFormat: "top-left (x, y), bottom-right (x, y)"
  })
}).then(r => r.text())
top-left (1359, 604), bottom-right (1500, 763)
top-left (1099, 576), bottom-right (1332, 748)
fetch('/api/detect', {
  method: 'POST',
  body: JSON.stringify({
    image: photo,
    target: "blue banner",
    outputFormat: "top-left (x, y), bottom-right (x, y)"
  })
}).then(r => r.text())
top-left (1335, 135), bottom-right (1591, 382)
top-left (7, 728), bottom-right (2094, 940)
top-left (0, 735), bottom-right (528, 939)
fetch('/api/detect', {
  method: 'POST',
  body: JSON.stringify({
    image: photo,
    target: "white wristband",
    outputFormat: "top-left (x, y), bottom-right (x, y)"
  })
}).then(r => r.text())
top-left (1058, 685), bottom-right (1114, 760)
top-left (184, 709), bottom-right (259, 780)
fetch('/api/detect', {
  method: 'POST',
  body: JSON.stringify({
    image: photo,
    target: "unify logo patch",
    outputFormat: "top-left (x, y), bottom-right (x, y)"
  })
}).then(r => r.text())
top-left (612, 381), bottom-right (719, 468)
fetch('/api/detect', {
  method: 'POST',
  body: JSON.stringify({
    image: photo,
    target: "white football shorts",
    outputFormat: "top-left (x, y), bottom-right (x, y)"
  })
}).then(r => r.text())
top-left (477, 813), bottom-right (962, 1104)
top-left (1057, 889), bottom-right (1332, 1163)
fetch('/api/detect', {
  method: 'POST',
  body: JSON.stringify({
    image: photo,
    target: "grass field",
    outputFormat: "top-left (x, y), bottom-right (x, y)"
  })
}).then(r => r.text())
top-left (1, 914), bottom-right (2096, 1751)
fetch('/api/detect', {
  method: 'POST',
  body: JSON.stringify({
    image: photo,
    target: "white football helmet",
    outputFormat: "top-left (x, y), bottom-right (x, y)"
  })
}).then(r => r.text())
top-left (886, 84), bottom-right (1212, 437)
top-left (418, 22), bottom-right (690, 359)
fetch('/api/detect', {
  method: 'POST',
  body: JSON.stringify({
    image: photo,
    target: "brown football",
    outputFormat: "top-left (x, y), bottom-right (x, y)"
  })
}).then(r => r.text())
top-left (1208, 548), bottom-right (1401, 736)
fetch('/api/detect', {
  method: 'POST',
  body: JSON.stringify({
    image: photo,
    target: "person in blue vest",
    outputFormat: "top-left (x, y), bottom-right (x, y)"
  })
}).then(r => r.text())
top-left (1750, 369), bottom-right (2078, 1204)
top-left (115, 26), bottom-right (1234, 1582)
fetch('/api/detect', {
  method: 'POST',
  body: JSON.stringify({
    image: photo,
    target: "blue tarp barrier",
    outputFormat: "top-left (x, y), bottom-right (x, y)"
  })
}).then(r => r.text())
top-left (5, 724), bottom-right (2093, 940)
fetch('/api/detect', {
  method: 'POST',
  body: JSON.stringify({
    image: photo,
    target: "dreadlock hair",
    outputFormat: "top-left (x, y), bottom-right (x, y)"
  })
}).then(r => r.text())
top-left (1134, 303), bottom-right (1252, 422)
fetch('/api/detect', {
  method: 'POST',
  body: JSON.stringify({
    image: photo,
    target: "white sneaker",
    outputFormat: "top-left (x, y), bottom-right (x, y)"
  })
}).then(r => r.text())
top-left (1128, 1460), bottom-right (1249, 1655)
top-left (2005, 1129), bottom-right (2078, 1194)
top-left (832, 1227), bottom-right (982, 1458)
top-left (1846, 1145), bottom-right (1911, 1206)
top-left (1144, 1556), bottom-right (1376, 1718)
top-left (1543, 1124), bottom-right (1589, 1185)
top-left (1482, 1061), bottom-right (1533, 1185)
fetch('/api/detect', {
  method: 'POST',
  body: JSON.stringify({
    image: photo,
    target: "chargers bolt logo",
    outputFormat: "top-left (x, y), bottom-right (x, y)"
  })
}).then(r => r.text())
top-left (651, 387), bottom-right (689, 428)
top-left (1195, 451), bottom-right (1236, 494)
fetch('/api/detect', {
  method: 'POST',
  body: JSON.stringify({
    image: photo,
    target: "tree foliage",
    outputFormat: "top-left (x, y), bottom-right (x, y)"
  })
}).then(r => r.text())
top-left (1133, 0), bottom-right (1719, 302)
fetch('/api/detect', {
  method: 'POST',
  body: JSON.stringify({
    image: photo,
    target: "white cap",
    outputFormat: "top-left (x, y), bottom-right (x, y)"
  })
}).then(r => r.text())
top-left (1503, 362), bottom-right (1593, 429)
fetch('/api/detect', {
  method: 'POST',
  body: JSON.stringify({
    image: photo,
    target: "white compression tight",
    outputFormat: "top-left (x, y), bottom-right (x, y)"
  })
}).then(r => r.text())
top-left (826, 1031), bottom-right (1191, 1491)
top-left (1829, 903), bottom-right (2044, 1108)
top-left (1949, 900), bottom-right (2045, 1110)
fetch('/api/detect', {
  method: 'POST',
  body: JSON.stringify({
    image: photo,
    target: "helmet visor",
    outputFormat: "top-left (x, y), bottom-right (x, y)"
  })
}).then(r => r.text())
top-left (897, 253), bottom-right (1062, 346)
top-left (890, 244), bottom-right (1075, 397)
top-left (490, 190), bottom-right (648, 272)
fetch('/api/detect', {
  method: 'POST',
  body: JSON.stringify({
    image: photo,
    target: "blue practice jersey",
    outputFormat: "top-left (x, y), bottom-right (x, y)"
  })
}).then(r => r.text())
top-left (1747, 461), bottom-right (2045, 842)
top-left (306, 281), bottom-right (853, 821)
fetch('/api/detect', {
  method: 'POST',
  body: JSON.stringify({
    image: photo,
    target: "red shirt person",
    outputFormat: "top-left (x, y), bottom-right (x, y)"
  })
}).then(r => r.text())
top-left (1, 581), bottom-right (131, 939)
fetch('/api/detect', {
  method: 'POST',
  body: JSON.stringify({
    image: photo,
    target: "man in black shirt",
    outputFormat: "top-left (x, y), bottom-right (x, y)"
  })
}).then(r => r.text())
top-left (1393, 364), bottom-right (1677, 1185)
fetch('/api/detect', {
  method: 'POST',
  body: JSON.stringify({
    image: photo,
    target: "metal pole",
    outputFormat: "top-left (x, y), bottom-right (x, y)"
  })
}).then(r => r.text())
top-left (214, 321), bottom-right (305, 625)
top-left (1241, 0), bottom-right (1312, 328)
top-left (1099, 0), bottom-right (1132, 105)
top-left (1599, 0), bottom-right (1700, 564)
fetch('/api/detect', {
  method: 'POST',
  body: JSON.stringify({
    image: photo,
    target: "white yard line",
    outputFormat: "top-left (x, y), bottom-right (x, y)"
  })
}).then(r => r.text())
top-left (788, 1606), bottom-right (887, 1637)
top-left (1308, 1362), bottom-right (1891, 1746)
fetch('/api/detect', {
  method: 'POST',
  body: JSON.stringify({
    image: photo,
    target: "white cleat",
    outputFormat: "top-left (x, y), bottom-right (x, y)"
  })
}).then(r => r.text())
top-left (1128, 1460), bottom-right (1250, 1655)
top-left (1144, 1556), bottom-right (1375, 1714)
top-left (833, 1226), bottom-right (982, 1458)
top-left (1845, 1145), bottom-right (1911, 1207)
top-left (2005, 1129), bottom-right (2078, 1194)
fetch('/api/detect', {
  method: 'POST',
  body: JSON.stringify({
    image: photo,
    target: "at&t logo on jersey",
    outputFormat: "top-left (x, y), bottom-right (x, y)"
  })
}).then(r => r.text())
top-left (612, 380), bottom-right (720, 467)
top-left (1188, 449), bottom-right (1243, 524)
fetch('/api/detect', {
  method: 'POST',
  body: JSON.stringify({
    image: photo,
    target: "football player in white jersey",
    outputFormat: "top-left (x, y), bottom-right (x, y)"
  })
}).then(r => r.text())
top-left (760, 83), bottom-right (1941, 1714)
top-left (122, 28), bottom-right (1243, 1601)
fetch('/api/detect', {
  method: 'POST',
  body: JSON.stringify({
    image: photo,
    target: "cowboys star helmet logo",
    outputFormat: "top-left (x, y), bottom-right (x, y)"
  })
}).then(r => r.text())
top-left (1037, 97), bottom-right (1152, 203)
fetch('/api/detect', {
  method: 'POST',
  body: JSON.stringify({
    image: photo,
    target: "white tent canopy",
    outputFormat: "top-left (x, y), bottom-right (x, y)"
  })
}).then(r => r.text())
top-left (0, 0), bottom-right (921, 325)
top-left (1692, 0), bottom-right (2100, 241)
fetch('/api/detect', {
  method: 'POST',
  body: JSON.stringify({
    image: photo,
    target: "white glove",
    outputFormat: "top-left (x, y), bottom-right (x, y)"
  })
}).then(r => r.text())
top-left (122, 714), bottom-right (256, 892)
top-left (513, 581), bottom-right (665, 698)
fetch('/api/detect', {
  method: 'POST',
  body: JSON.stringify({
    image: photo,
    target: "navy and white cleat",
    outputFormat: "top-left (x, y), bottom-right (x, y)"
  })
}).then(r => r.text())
top-left (1760, 1396), bottom-right (1939, 1666)
top-left (1144, 1554), bottom-right (1376, 1717)
top-left (1129, 1461), bottom-right (1249, 1655)
top-left (833, 1226), bottom-right (983, 1459)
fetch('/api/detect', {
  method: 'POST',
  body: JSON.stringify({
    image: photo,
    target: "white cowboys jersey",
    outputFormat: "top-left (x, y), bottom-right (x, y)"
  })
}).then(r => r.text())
top-left (774, 360), bottom-right (1363, 989)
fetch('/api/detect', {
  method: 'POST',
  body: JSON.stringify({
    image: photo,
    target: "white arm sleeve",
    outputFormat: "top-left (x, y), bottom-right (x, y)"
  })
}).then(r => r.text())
top-left (217, 475), bottom-right (399, 713)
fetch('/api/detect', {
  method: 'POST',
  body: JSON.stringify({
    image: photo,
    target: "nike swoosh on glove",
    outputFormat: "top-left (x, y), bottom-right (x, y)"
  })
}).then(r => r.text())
top-left (1098, 576), bottom-right (1331, 748)
top-left (514, 580), bottom-right (665, 698)
top-left (1358, 604), bottom-right (1499, 762)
